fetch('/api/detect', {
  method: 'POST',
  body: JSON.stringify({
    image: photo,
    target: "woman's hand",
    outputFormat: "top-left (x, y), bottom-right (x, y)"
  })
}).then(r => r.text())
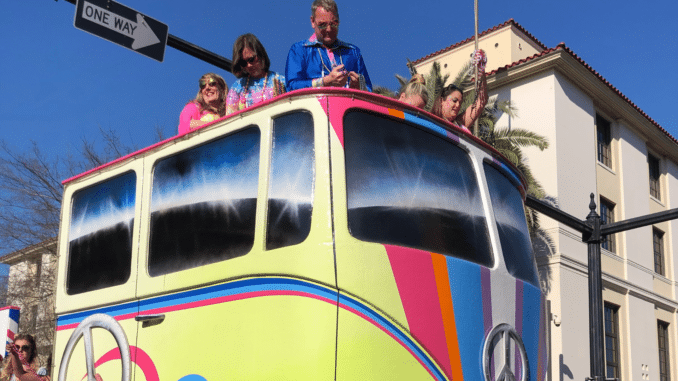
top-left (5, 344), bottom-right (17, 357)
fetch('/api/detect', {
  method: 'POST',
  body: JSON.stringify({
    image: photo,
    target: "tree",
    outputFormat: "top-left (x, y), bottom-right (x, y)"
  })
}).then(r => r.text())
top-left (0, 127), bottom-right (162, 255)
top-left (0, 126), bottom-right (163, 369)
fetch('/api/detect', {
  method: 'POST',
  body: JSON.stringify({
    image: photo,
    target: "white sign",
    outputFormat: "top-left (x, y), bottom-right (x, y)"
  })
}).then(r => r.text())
top-left (80, 1), bottom-right (160, 50)
top-left (74, 0), bottom-right (168, 62)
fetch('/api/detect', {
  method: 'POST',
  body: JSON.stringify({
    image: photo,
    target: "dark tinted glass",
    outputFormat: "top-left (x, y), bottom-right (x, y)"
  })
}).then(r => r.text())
top-left (67, 171), bottom-right (136, 294)
top-left (149, 127), bottom-right (260, 276)
top-left (484, 163), bottom-right (540, 286)
top-left (344, 111), bottom-right (492, 267)
top-left (267, 112), bottom-right (315, 250)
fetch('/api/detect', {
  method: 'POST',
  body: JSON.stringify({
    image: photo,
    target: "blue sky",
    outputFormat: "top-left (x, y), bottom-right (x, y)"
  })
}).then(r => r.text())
top-left (1, 0), bottom-right (676, 158)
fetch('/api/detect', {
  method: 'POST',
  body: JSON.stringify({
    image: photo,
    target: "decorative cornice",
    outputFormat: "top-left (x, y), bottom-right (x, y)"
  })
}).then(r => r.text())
top-left (538, 253), bottom-right (677, 311)
top-left (412, 19), bottom-right (548, 65)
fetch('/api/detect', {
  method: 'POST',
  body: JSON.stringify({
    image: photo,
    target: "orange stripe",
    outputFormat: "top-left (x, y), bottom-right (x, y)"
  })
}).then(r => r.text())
top-left (388, 108), bottom-right (405, 119)
top-left (432, 253), bottom-right (464, 381)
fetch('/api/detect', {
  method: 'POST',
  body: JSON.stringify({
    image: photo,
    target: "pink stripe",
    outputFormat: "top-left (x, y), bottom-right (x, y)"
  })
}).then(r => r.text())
top-left (317, 96), bottom-right (343, 146)
top-left (385, 245), bottom-right (451, 377)
top-left (84, 346), bottom-right (159, 381)
top-left (7, 331), bottom-right (14, 340)
top-left (142, 291), bottom-right (335, 316)
top-left (339, 303), bottom-right (439, 380)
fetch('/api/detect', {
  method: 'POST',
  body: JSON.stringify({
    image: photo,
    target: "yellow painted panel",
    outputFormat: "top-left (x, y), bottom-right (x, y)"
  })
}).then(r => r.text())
top-left (136, 295), bottom-right (336, 380)
top-left (336, 307), bottom-right (436, 380)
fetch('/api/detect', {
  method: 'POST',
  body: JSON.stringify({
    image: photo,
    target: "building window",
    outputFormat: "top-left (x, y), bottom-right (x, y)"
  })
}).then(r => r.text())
top-left (658, 321), bottom-right (671, 381)
top-left (604, 303), bottom-right (621, 380)
top-left (597, 114), bottom-right (612, 167)
top-left (600, 198), bottom-right (616, 253)
top-left (653, 228), bottom-right (665, 276)
top-left (649, 154), bottom-right (661, 199)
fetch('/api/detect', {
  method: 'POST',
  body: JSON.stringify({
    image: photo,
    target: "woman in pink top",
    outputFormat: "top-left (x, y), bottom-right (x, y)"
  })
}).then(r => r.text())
top-left (178, 73), bottom-right (227, 134)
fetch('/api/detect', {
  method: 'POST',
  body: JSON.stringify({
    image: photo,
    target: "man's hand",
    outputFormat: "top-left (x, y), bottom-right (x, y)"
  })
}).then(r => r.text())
top-left (347, 71), bottom-right (361, 89)
top-left (323, 64), bottom-right (348, 87)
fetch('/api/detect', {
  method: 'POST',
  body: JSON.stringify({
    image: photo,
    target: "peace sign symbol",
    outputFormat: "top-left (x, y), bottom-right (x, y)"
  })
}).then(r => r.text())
top-left (483, 323), bottom-right (529, 381)
top-left (57, 313), bottom-right (131, 381)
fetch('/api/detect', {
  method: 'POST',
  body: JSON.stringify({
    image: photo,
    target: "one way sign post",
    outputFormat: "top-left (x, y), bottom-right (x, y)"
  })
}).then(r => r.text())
top-left (74, 0), bottom-right (168, 62)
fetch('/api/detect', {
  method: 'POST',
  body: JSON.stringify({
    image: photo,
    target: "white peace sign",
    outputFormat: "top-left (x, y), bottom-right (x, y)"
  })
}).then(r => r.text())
top-left (57, 313), bottom-right (131, 381)
top-left (483, 323), bottom-right (529, 381)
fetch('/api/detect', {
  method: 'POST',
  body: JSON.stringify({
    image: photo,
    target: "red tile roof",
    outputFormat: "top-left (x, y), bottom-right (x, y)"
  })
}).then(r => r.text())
top-left (412, 19), bottom-right (548, 65)
top-left (487, 42), bottom-right (677, 145)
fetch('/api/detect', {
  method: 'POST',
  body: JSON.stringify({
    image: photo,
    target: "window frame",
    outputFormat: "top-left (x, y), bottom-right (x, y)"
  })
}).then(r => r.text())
top-left (266, 111), bottom-right (316, 250)
top-left (658, 320), bottom-right (671, 381)
top-left (597, 114), bottom-right (612, 168)
top-left (604, 302), bottom-right (621, 380)
top-left (653, 227), bottom-right (665, 276)
top-left (147, 126), bottom-right (262, 277)
top-left (342, 110), bottom-right (493, 268)
top-left (649, 153), bottom-right (661, 200)
top-left (600, 197), bottom-right (616, 253)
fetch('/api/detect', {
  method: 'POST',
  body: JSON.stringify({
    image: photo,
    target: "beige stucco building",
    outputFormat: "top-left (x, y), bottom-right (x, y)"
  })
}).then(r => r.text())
top-left (414, 19), bottom-right (677, 381)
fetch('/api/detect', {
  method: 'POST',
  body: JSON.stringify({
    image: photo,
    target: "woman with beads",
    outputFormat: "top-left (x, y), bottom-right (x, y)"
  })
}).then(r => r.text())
top-left (1, 334), bottom-right (50, 381)
top-left (431, 50), bottom-right (488, 131)
top-left (177, 73), bottom-right (228, 134)
top-left (226, 34), bottom-right (286, 115)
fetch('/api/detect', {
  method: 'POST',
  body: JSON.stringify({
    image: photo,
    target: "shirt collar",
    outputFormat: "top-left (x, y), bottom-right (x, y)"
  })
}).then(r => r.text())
top-left (303, 33), bottom-right (350, 49)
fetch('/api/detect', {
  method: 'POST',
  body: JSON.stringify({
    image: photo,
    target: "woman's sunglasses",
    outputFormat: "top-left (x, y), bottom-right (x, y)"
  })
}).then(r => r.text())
top-left (15, 345), bottom-right (30, 352)
top-left (241, 55), bottom-right (258, 65)
top-left (200, 80), bottom-right (219, 89)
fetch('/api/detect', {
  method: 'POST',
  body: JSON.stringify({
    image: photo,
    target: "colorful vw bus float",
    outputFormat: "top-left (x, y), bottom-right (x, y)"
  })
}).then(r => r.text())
top-left (53, 88), bottom-right (547, 381)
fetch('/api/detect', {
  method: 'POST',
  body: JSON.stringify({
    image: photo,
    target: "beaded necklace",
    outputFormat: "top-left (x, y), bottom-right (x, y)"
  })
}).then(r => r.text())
top-left (11, 349), bottom-right (43, 380)
top-left (244, 72), bottom-right (269, 104)
top-left (317, 47), bottom-right (343, 78)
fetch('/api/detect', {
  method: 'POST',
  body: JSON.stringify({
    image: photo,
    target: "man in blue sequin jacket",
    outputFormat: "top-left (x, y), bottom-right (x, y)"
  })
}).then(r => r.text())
top-left (285, 0), bottom-right (372, 92)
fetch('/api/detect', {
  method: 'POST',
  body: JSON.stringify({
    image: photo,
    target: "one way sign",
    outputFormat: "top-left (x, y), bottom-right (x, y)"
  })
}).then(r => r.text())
top-left (74, 0), bottom-right (168, 62)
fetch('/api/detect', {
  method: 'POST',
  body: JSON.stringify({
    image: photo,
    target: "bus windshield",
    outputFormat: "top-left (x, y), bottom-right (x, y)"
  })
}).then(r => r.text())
top-left (344, 110), bottom-right (493, 268)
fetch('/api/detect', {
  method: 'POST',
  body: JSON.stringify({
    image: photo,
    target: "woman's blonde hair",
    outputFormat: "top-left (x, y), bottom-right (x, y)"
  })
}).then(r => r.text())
top-left (400, 74), bottom-right (429, 106)
top-left (192, 73), bottom-right (227, 117)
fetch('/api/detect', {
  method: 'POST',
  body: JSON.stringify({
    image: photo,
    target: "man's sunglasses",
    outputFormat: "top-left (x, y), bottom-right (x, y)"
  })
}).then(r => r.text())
top-left (316, 21), bottom-right (339, 30)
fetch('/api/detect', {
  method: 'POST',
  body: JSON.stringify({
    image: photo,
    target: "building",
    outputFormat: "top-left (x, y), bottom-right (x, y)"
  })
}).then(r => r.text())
top-left (414, 19), bottom-right (677, 381)
top-left (0, 238), bottom-right (57, 371)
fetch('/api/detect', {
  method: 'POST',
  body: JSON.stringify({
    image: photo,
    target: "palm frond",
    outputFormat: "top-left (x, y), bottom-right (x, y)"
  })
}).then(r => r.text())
top-left (452, 61), bottom-right (473, 88)
top-left (395, 74), bottom-right (409, 92)
top-left (492, 128), bottom-right (549, 151)
top-left (372, 86), bottom-right (396, 98)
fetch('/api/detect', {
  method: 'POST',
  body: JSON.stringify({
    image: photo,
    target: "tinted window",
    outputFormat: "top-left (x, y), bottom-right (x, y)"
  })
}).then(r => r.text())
top-left (344, 111), bottom-right (492, 267)
top-left (484, 163), bottom-right (539, 286)
top-left (67, 171), bottom-right (135, 294)
top-left (267, 112), bottom-right (314, 250)
top-left (149, 127), bottom-right (260, 276)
